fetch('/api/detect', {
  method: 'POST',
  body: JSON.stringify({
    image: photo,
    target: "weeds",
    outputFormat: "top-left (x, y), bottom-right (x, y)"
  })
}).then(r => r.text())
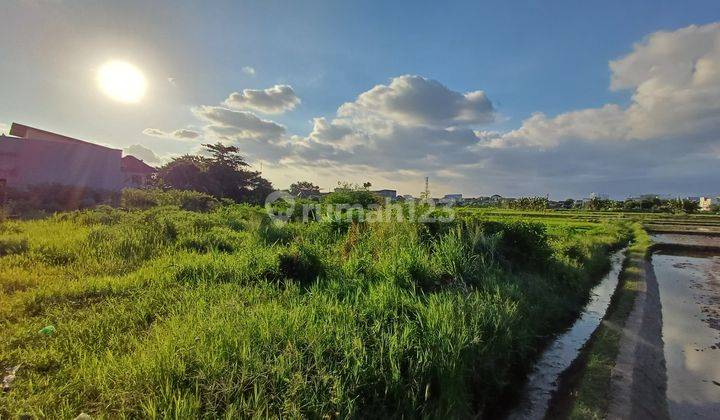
top-left (0, 205), bottom-right (630, 417)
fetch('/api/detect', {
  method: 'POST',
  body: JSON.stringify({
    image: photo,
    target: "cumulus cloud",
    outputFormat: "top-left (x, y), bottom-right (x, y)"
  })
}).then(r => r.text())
top-left (242, 66), bottom-right (256, 76)
top-left (274, 24), bottom-right (720, 197)
top-left (263, 75), bottom-right (497, 176)
top-left (496, 22), bottom-right (720, 148)
top-left (193, 105), bottom-right (286, 141)
top-left (144, 23), bottom-right (720, 197)
top-left (338, 75), bottom-right (494, 127)
top-left (223, 85), bottom-right (300, 114)
top-left (124, 144), bottom-right (161, 165)
top-left (143, 127), bottom-right (201, 140)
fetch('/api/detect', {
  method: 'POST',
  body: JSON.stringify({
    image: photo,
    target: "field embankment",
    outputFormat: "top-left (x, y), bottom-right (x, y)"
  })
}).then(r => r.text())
top-left (545, 223), bottom-right (653, 419)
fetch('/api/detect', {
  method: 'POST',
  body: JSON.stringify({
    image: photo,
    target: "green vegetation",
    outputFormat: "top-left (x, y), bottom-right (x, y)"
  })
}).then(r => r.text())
top-left (155, 142), bottom-right (273, 204)
top-left (0, 199), bottom-right (631, 418)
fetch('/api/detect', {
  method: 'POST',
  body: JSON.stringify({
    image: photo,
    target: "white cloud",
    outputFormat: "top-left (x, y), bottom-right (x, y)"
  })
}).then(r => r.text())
top-left (223, 85), bottom-right (300, 114)
top-left (265, 75), bottom-right (496, 175)
top-left (143, 23), bottom-right (720, 197)
top-left (496, 22), bottom-right (720, 148)
top-left (124, 144), bottom-right (161, 165)
top-left (497, 105), bottom-right (629, 148)
top-left (242, 66), bottom-right (256, 76)
top-left (143, 127), bottom-right (201, 140)
top-left (338, 75), bottom-right (494, 127)
top-left (193, 105), bottom-right (286, 141)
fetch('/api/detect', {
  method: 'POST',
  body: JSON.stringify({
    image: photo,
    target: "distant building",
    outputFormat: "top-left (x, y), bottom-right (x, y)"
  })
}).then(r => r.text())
top-left (121, 155), bottom-right (157, 188)
top-left (700, 196), bottom-right (715, 212)
top-left (439, 193), bottom-right (463, 204)
top-left (0, 123), bottom-right (156, 191)
top-left (627, 194), bottom-right (660, 201)
top-left (372, 189), bottom-right (397, 200)
top-left (489, 194), bottom-right (503, 204)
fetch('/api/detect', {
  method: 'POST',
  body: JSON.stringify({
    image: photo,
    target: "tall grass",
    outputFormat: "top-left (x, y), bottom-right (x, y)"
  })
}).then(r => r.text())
top-left (0, 205), bottom-right (629, 417)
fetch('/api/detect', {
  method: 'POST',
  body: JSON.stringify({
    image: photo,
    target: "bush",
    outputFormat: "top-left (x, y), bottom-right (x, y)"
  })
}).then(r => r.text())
top-left (3, 184), bottom-right (119, 216)
top-left (278, 242), bottom-right (325, 284)
top-left (323, 188), bottom-right (381, 208)
top-left (121, 189), bottom-right (218, 212)
top-left (0, 236), bottom-right (28, 256)
top-left (478, 220), bottom-right (552, 272)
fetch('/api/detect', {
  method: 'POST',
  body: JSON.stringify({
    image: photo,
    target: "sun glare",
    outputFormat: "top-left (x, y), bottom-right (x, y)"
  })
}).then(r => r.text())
top-left (97, 60), bottom-right (147, 103)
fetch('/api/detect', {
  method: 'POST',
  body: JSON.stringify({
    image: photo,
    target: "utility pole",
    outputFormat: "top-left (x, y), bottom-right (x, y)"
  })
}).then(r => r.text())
top-left (421, 176), bottom-right (430, 200)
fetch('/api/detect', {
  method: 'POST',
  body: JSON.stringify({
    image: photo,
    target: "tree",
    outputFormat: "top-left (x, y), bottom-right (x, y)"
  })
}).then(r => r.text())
top-left (324, 182), bottom-right (381, 208)
top-left (156, 143), bottom-right (273, 204)
top-left (202, 143), bottom-right (250, 169)
top-left (507, 196), bottom-right (549, 211)
top-left (682, 200), bottom-right (699, 214)
top-left (585, 197), bottom-right (613, 211)
top-left (289, 181), bottom-right (321, 198)
top-left (156, 155), bottom-right (208, 191)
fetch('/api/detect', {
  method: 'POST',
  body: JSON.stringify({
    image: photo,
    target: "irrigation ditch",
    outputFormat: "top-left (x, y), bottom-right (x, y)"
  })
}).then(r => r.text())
top-left (519, 225), bottom-right (720, 419)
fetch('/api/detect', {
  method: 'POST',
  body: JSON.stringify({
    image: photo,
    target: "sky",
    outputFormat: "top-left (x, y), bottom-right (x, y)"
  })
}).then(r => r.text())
top-left (2, 0), bottom-right (720, 199)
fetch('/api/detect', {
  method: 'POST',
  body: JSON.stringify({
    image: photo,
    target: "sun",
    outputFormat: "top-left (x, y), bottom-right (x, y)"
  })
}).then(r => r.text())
top-left (97, 60), bottom-right (147, 103)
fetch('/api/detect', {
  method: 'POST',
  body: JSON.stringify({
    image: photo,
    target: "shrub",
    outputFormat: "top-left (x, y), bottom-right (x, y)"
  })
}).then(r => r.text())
top-left (279, 242), bottom-right (325, 284)
top-left (323, 188), bottom-right (381, 208)
top-left (120, 189), bottom-right (159, 210)
top-left (177, 227), bottom-right (249, 253)
top-left (3, 184), bottom-right (119, 215)
top-left (121, 189), bottom-right (218, 212)
top-left (0, 236), bottom-right (28, 256)
top-left (480, 220), bottom-right (552, 271)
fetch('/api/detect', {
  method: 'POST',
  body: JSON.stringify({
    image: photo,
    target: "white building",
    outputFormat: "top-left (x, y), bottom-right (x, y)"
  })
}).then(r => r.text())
top-left (699, 196), bottom-right (715, 212)
top-left (439, 193), bottom-right (463, 204)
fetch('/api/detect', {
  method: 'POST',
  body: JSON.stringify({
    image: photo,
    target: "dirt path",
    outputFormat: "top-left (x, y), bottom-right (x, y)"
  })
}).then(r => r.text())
top-left (607, 260), bottom-right (669, 419)
top-left (608, 231), bottom-right (720, 419)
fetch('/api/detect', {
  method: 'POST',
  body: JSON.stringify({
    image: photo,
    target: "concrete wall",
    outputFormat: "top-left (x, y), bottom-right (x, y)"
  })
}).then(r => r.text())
top-left (0, 136), bottom-right (123, 190)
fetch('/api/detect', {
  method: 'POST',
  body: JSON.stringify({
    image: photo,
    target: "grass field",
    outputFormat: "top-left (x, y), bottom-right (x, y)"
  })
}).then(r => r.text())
top-left (0, 203), bottom-right (632, 417)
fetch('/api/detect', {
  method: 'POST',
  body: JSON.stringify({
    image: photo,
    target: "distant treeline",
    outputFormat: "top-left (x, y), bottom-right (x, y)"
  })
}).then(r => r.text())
top-left (461, 195), bottom-right (708, 213)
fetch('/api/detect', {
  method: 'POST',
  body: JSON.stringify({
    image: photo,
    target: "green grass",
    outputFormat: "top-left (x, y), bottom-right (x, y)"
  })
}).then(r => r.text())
top-left (567, 222), bottom-right (651, 419)
top-left (0, 204), bottom-right (631, 418)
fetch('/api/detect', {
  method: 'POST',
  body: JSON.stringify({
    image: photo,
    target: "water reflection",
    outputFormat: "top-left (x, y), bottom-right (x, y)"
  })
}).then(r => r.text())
top-left (653, 252), bottom-right (720, 419)
top-left (507, 249), bottom-right (626, 420)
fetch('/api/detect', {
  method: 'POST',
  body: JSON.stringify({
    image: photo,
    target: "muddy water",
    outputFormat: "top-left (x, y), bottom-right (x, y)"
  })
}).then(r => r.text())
top-left (653, 251), bottom-right (720, 419)
top-left (651, 233), bottom-right (720, 247)
top-left (507, 249), bottom-right (626, 420)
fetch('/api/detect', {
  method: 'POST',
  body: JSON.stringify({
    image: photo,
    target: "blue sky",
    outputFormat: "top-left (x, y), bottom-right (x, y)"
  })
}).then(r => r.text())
top-left (2, 1), bottom-right (720, 198)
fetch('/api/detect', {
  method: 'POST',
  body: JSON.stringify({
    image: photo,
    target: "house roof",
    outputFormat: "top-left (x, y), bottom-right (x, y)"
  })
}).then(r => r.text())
top-left (121, 155), bottom-right (157, 174)
top-left (9, 122), bottom-right (122, 152)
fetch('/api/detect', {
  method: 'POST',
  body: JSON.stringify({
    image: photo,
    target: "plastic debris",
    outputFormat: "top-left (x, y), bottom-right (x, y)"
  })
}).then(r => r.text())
top-left (2, 365), bottom-right (20, 392)
top-left (39, 325), bottom-right (56, 336)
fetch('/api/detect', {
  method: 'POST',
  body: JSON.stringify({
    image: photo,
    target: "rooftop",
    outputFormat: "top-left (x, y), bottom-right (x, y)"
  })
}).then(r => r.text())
top-left (9, 122), bottom-right (122, 152)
